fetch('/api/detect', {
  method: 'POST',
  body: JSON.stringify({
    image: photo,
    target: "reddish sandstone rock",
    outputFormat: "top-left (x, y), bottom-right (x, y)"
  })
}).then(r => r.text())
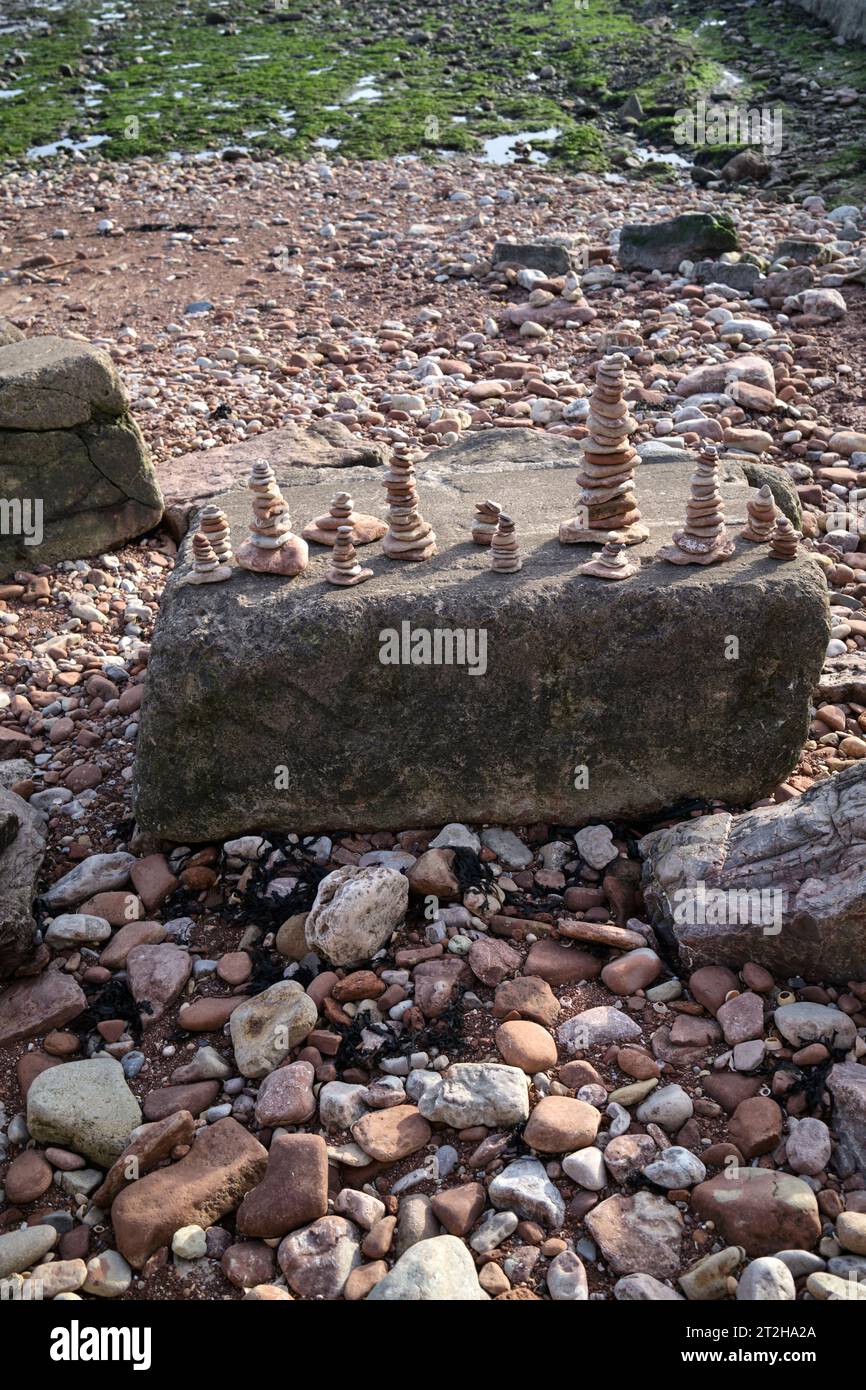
top-left (126, 943), bottom-right (191, 1026)
top-left (92, 1111), bottom-right (196, 1210)
top-left (688, 965), bottom-right (739, 1016)
top-left (0, 973), bottom-right (85, 1047)
top-left (701, 1072), bottom-right (763, 1113)
top-left (413, 957), bottom-right (470, 1017)
top-left (111, 1117), bottom-right (267, 1268)
top-left (586, 1191), bottom-right (684, 1278)
top-left (142, 1082), bottom-right (219, 1122)
top-left (99, 921), bottom-right (166, 970)
top-left (692, 1169), bottom-right (821, 1256)
top-left (351, 1105), bottom-right (431, 1162)
top-left (524, 1096), bottom-right (600, 1153)
top-left (79, 891), bottom-right (143, 925)
top-left (16, 1051), bottom-right (63, 1098)
top-left (523, 939), bottom-right (601, 985)
top-left (616, 1047), bottom-right (660, 1081)
top-left (728, 1096), bottom-right (783, 1158)
top-left (236, 1134), bottom-right (329, 1238)
top-left (601, 947), bottom-right (663, 996)
top-left (492, 976), bottom-right (560, 1026)
top-left (4, 1150), bottom-right (53, 1203)
top-left (254, 1061), bottom-right (316, 1127)
top-left (129, 853), bottom-right (178, 912)
top-left (221, 1241), bottom-right (277, 1290)
top-left (468, 937), bottom-right (521, 986)
top-left (495, 1020), bottom-right (557, 1073)
top-left (178, 996), bottom-right (243, 1031)
top-left (430, 1182), bottom-right (486, 1237)
top-left (716, 990), bottom-right (765, 1045)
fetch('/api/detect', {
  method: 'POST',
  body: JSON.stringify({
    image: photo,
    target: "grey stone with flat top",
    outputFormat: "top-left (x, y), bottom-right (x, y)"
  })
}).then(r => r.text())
top-left (134, 437), bottom-right (829, 841)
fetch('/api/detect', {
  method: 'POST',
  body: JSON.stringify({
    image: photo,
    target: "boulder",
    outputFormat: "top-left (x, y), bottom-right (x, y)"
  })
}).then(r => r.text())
top-left (691, 1169), bottom-right (821, 1256)
top-left (640, 763), bottom-right (866, 982)
top-left (618, 213), bottom-right (739, 272)
top-left (366, 1234), bottom-right (489, 1301)
top-left (135, 460), bottom-right (828, 839)
top-left (492, 237), bottom-right (584, 277)
top-left (26, 1056), bottom-right (142, 1167)
top-left (0, 787), bottom-right (45, 977)
top-left (111, 1117), bottom-right (267, 1268)
top-left (0, 337), bottom-right (163, 575)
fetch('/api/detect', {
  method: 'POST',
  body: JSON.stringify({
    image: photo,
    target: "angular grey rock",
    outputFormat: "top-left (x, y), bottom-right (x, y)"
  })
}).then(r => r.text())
top-left (488, 1157), bottom-right (566, 1227)
top-left (492, 237), bottom-right (583, 277)
top-left (774, 1002), bottom-right (856, 1051)
top-left (642, 1146), bottom-right (706, 1189)
top-left (134, 461), bottom-right (828, 839)
top-left (40, 852), bottom-right (136, 910)
top-left (480, 827), bottom-right (533, 868)
top-left (640, 762), bottom-right (866, 983)
top-left (0, 338), bottom-right (162, 575)
top-left (305, 865), bottom-right (408, 966)
top-left (417, 1063), bottom-right (529, 1129)
top-left (618, 213), bottom-right (739, 272)
top-left (693, 260), bottom-right (762, 292)
top-left (558, 1006), bottom-right (642, 1052)
top-left (0, 318), bottom-right (24, 347)
top-left (367, 1234), bottom-right (489, 1301)
top-left (26, 1056), bottom-right (142, 1167)
top-left (794, 0), bottom-right (866, 43)
top-left (828, 1061), bottom-right (866, 1173)
top-left (0, 787), bottom-right (45, 977)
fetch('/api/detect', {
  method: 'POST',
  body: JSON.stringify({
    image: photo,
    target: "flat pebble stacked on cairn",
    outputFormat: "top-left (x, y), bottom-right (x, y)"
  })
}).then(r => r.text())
top-left (741, 484), bottom-right (778, 542)
top-left (235, 459), bottom-right (309, 577)
top-left (302, 490), bottom-right (386, 546)
top-left (769, 515), bottom-right (802, 560)
top-left (656, 443), bottom-right (736, 567)
top-left (491, 513), bottom-right (522, 572)
top-left (382, 449), bottom-right (437, 560)
top-left (576, 533), bottom-right (640, 581)
top-left (325, 524), bottom-right (374, 587)
top-left (182, 531), bottom-right (233, 586)
top-left (199, 503), bottom-right (233, 564)
top-left (471, 498), bottom-right (501, 545)
top-left (560, 351), bottom-right (648, 547)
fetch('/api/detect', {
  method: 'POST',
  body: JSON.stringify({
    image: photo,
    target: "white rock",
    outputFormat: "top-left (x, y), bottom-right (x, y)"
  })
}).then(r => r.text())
top-left (44, 913), bottom-right (111, 945)
top-left (172, 1225), bottom-right (207, 1259)
top-left (562, 1146), bottom-right (607, 1190)
top-left (547, 1250), bottom-right (588, 1300)
top-left (367, 1235), bottom-right (489, 1300)
top-left (574, 824), bottom-right (618, 868)
top-left (418, 1063), bottom-right (529, 1128)
top-left (305, 865), bottom-right (408, 966)
top-left (642, 1146), bottom-right (706, 1188)
top-left (737, 1256), bottom-right (796, 1300)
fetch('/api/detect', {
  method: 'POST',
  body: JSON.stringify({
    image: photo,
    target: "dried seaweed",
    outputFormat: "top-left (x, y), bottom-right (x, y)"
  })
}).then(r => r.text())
top-left (451, 846), bottom-right (493, 895)
top-left (74, 977), bottom-right (150, 1043)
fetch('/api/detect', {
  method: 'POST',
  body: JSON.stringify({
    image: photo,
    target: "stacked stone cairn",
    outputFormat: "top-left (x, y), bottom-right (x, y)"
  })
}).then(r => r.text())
top-left (656, 444), bottom-right (735, 567)
top-left (236, 459), bottom-right (309, 577)
top-left (560, 352), bottom-right (648, 547)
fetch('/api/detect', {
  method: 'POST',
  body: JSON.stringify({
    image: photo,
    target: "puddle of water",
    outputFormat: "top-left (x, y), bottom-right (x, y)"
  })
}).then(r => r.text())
top-left (345, 75), bottom-right (383, 103)
top-left (480, 128), bottom-right (561, 164)
top-left (630, 144), bottom-right (693, 170)
top-left (27, 133), bottom-right (109, 158)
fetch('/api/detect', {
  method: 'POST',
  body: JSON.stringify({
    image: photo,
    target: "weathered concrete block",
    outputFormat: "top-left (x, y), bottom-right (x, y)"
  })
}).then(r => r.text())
top-left (0, 337), bottom-right (163, 575)
top-left (134, 442), bottom-right (829, 842)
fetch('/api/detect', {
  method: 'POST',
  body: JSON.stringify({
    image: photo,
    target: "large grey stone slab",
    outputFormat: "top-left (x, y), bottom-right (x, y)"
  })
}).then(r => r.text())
top-left (0, 337), bottom-right (163, 576)
top-left (134, 448), bottom-right (829, 841)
